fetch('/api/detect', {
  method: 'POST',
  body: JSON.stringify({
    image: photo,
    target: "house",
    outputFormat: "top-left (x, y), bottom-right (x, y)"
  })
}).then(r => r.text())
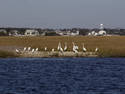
top-left (98, 30), bottom-right (106, 35)
top-left (9, 30), bottom-right (19, 36)
top-left (70, 30), bottom-right (79, 36)
top-left (25, 30), bottom-right (39, 36)
top-left (88, 24), bottom-right (107, 36)
top-left (0, 29), bottom-right (7, 36)
top-left (56, 30), bottom-right (80, 36)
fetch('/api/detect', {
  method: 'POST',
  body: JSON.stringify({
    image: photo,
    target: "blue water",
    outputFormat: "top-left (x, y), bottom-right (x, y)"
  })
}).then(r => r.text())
top-left (0, 58), bottom-right (125, 94)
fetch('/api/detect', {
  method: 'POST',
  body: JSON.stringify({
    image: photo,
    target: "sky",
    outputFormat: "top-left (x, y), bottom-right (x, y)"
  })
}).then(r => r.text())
top-left (0, 0), bottom-right (124, 28)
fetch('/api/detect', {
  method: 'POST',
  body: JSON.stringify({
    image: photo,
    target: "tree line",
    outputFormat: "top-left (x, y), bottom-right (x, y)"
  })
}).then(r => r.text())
top-left (0, 27), bottom-right (125, 36)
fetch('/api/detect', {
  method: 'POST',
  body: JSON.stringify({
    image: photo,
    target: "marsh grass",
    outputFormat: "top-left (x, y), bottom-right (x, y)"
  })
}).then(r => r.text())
top-left (0, 36), bottom-right (125, 57)
top-left (0, 50), bottom-right (19, 58)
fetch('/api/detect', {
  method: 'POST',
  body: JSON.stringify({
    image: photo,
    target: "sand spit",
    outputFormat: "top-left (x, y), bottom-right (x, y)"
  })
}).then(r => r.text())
top-left (18, 51), bottom-right (98, 58)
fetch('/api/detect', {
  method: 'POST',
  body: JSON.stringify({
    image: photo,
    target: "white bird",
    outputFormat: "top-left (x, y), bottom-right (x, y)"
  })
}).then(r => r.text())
top-left (73, 42), bottom-right (79, 49)
top-left (75, 45), bottom-right (79, 50)
top-left (31, 49), bottom-right (35, 53)
top-left (60, 47), bottom-right (64, 52)
top-left (73, 47), bottom-right (78, 53)
top-left (72, 42), bottom-right (78, 53)
top-left (15, 49), bottom-right (20, 53)
top-left (28, 47), bottom-right (31, 51)
top-left (23, 47), bottom-right (27, 51)
top-left (82, 43), bottom-right (87, 52)
top-left (44, 47), bottom-right (47, 51)
top-left (64, 42), bottom-right (67, 51)
top-left (52, 48), bottom-right (55, 52)
top-left (57, 42), bottom-right (64, 52)
top-left (35, 48), bottom-right (38, 52)
top-left (95, 47), bottom-right (99, 52)
top-left (57, 42), bottom-right (61, 51)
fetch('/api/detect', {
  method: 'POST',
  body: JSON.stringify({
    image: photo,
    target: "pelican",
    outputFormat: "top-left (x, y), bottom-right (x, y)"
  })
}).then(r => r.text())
top-left (44, 47), bottom-right (47, 51)
top-left (23, 47), bottom-right (27, 51)
top-left (35, 48), bottom-right (38, 52)
top-left (28, 47), bottom-right (31, 51)
top-left (31, 49), bottom-right (35, 53)
top-left (57, 42), bottom-right (63, 52)
top-left (57, 42), bottom-right (61, 51)
top-left (52, 48), bottom-right (55, 52)
top-left (60, 47), bottom-right (64, 52)
top-left (95, 47), bottom-right (99, 52)
top-left (82, 43), bottom-right (87, 52)
top-left (15, 49), bottom-right (20, 53)
top-left (64, 42), bottom-right (67, 51)
top-left (73, 42), bottom-right (79, 49)
top-left (73, 47), bottom-right (78, 53)
top-left (75, 45), bottom-right (79, 50)
top-left (72, 42), bottom-right (78, 53)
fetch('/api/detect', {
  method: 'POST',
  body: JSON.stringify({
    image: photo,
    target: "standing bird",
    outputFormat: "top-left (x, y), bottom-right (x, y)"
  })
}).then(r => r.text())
top-left (35, 48), bottom-right (39, 52)
top-left (57, 42), bottom-right (61, 51)
top-left (73, 47), bottom-right (78, 53)
top-left (82, 43), bottom-right (87, 52)
top-left (57, 42), bottom-right (63, 52)
top-left (16, 49), bottom-right (19, 53)
top-left (31, 49), bottom-right (35, 53)
top-left (75, 45), bottom-right (79, 50)
top-left (95, 47), bottom-right (99, 52)
top-left (52, 48), bottom-right (55, 52)
top-left (60, 47), bottom-right (64, 53)
top-left (23, 47), bottom-right (27, 51)
top-left (28, 47), bottom-right (31, 51)
top-left (64, 42), bottom-right (68, 51)
top-left (44, 47), bottom-right (47, 51)
top-left (72, 42), bottom-right (78, 53)
top-left (16, 49), bottom-right (20, 53)
top-left (64, 42), bottom-right (67, 51)
top-left (72, 42), bottom-right (79, 50)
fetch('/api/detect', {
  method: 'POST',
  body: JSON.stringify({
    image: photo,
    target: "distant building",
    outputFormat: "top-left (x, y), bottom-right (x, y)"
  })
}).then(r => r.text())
top-left (9, 30), bottom-right (19, 36)
top-left (98, 24), bottom-right (107, 36)
top-left (25, 30), bottom-right (39, 36)
top-left (88, 24), bottom-right (107, 36)
top-left (56, 30), bottom-right (79, 36)
top-left (55, 30), bottom-right (64, 36)
top-left (0, 29), bottom-right (7, 36)
top-left (70, 31), bottom-right (79, 36)
top-left (98, 30), bottom-right (106, 35)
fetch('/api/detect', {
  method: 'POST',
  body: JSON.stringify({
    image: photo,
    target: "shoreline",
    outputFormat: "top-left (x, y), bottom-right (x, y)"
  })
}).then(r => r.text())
top-left (1, 50), bottom-right (125, 58)
top-left (18, 51), bottom-right (98, 58)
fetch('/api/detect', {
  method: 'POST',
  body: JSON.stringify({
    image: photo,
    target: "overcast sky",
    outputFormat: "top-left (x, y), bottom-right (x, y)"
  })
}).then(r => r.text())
top-left (0, 0), bottom-right (124, 28)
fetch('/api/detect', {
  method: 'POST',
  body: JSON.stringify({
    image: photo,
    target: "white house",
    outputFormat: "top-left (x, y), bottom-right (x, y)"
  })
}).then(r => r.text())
top-left (9, 30), bottom-right (19, 36)
top-left (25, 30), bottom-right (39, 36)
top-left (98, 24), bottom-right (107, 36)
top-left (56, 30), bottom-right (79, 36)
top-left (70, 31), bottom-right (79, 36)
top-left (0, 29), bottom-right (7, 34)
top-left (88, 24), bottom-right (107, 36)
top-left (98, 30), bottom-right (106, 35)
top-left (0, 29), bottom-right (7, 36)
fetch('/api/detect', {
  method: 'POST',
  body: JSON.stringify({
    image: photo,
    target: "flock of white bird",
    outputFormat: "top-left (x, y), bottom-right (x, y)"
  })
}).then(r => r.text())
top-left (16, 47), bottom-right (39, 53)
top-left (15, 42), bottom-right (99, 54)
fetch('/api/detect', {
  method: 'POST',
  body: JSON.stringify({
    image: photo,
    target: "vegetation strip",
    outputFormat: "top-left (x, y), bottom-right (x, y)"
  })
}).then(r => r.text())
top-left (0, 36), bottom-right (125, 57)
